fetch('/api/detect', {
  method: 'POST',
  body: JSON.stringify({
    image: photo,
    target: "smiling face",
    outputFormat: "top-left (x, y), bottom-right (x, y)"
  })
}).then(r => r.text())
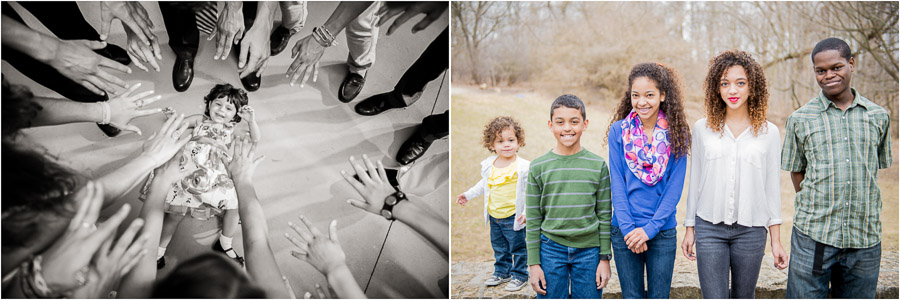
top-left (548, 106), bottom-right (588, 153)
top-left (719, 65), bottom-right (750, 111)
top-left (491, 127), bottom-right (520, 159)
top-left (208, 97), bottom-right (237, 123)
top-left (630, 76), bottom-right (665, 125)
top-left (813, 49), bottom-right (854, 101)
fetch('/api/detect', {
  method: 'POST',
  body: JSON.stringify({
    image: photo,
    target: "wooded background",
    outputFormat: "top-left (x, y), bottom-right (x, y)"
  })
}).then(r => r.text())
top-left (451, 1), bottom-right (898, 125)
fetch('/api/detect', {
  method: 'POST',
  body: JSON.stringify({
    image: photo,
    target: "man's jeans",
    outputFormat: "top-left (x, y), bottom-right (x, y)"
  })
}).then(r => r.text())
top-left (611, 226), bottom-right (677, 298)
top-left (694, 217), bottom-right (768, 298)
top-left (489, 215), bottom-right (528, 282)
top-left (786, 227), bottom-right (881, 298)
top-left (537, 234), bottom-right (602, 299)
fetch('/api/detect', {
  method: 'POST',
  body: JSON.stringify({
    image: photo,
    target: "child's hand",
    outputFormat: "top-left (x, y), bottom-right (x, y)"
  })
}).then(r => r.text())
top-left (286, 216), bottom-right (347, 276)
top-left (227, 136), bottom-right (264, 182)
top-left (516, 214), bottom-right (526, 226)
top-left (238, 105), bottom-right (255, 122)
top-left (596, 260), bottom-right (610, 289)
top-left (528, 264), bottom-right (547, 295)
top-left (455, 194), bottom-right (468, 206)
top-left (341, 155), bottom-right (396, 216)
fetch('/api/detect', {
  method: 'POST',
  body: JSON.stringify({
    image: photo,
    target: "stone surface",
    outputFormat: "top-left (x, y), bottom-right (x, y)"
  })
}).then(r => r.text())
top-left (452, 251), bottom-right (899, 298)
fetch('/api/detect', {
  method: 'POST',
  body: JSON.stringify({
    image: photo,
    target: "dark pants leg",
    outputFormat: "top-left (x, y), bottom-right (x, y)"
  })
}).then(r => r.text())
top-left (160, 2), bottom-right (202, 59)
top-left (419, 110), bottom-right (448, 142)
top-left (16, 2), bottom-right (100, 40)
top-left (387, 26), bottom-right (448, 108)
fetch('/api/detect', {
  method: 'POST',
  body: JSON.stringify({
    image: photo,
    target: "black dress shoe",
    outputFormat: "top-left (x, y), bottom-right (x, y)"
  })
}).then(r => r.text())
top-left (95, 44), bottom-right (131, 66)
top-left (212, 241), bottom-right (245, 267)
top-left (396, 133), bottom-right (432, 165)
top-left (172, 55), bottom-right (194, 92)
top-left (269, 26), bottom-right (292, 56)
top-left (157, 256), bottom-right (165, 269)
top-left (98, 124), bottom-right (121, 137)
top-left (354, 93), bottom-right (401, 116)
top-left (338, 72), bottom-right (365, 103)
top-left (240, 74), bottom-right (261, 92)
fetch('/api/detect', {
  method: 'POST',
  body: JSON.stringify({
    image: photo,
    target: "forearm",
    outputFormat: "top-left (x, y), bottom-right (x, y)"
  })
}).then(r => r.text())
top-left (325, 265), bottom-right (366, 299)
top-left (97, 155), bottom-right (158, 206)
top-left (322, 2), bottom-right (374, 34)
top-left (768, 224), bottom-right (783, 247)
top-left (1, 15), bottom-right (58, 63)
top-left (392, 198), bottom-right (448, 258)
top-left (248, 119), bottom-right (261, 143)
top-left (253, 1), bottom-right (278, 32)
top-left (30, 97), bottom-right (103, 127)
top-left (233, 179), bottom-right (290, 298)
top-left (790, 172), bottom-right (804, 192)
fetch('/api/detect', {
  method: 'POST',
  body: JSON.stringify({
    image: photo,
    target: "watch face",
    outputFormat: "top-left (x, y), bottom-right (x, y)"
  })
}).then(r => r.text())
top-left (385, 195), bottom-right (399, 206)
top-left (381, 209), bottom-right (393, 220)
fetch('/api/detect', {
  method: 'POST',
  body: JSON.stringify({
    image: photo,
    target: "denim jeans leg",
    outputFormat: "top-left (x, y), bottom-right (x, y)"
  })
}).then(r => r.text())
top-left (570, 246), bottom-right (602, 299)
top-left (611, 226), bottom-right (646, 298)
top-left (506, 226), bottom-right (529, 282)
top-left (786, 227), bottom-right (835, 298)
top-left (489, 216), bottom-right (511, 278)
top-left (538, 235), bottom-right (571, 299)
top-left (645, 228), bottom-right (677, 299)
top-left (695, 219), bottom-right (731, 299)
top-left (728, 225), bottom-right (767, 298)
top-left (830, 243), bottom-right (881, 298)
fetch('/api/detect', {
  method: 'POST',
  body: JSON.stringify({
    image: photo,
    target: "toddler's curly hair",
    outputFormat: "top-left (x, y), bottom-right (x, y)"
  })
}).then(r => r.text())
top-left (204, 84), bottom-right (248, 123)
top-left (481, 116), bottom-right (525, 153)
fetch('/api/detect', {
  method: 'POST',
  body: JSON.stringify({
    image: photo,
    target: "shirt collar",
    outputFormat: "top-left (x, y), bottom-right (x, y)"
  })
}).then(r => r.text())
top-left (817, 87), bottom-right (867, 112)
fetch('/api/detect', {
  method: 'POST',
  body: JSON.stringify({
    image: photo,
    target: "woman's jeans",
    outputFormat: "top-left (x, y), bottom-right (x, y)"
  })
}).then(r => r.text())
top-left (785, 227), bottom-right (881, 298)
top-left (537, 234), bottom-right (602, 299)
top-left (611, 226), bottom-right (677, 298)
top-left (489, 215), bottom-right (528, 282)
top-left (694, 217), bottom-right (768, 298)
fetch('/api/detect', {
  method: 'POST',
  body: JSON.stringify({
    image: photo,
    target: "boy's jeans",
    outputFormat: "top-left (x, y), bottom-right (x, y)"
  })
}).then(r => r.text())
top-left (537, 234), bottom-right (602, 299)
top-left (489, 215), bottom-right (528, 282)
top-left (611, 226), bottom-right (677, 299)
top-left (785, 227), bottom-right (881, 298)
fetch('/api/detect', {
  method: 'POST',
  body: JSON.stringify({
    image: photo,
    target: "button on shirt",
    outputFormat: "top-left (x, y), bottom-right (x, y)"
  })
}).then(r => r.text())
top-left (685, 118), bottom-right (782, 228)
top-left (782, 88), bottom-right (893, 248)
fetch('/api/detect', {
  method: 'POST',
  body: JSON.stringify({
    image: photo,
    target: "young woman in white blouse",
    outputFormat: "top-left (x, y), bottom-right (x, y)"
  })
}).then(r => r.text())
top-left (681, 50), bottom-right (789, 299)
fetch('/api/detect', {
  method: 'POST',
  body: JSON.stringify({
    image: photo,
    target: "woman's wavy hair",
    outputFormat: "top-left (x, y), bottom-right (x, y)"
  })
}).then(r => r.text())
top-left (204, 84), bottom-right (249, 123)
top-left (606, 62), bottom-right (691, 158)
top-left (2, 76), bottom-right (42, 139)
top-left (703, 49), bottom-right (769, 136)
top-left (481, 116), bottom-right (525, 153)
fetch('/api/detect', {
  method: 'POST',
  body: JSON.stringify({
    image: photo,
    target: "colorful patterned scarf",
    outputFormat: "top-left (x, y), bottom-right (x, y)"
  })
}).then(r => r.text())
top-left (621, 109), bottom-right (670, 186)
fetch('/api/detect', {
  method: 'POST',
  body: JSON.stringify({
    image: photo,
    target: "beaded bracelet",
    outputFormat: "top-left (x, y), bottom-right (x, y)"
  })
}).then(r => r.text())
top-left (97, 101), bottom-right (111, 125)
top-left (312, 26), bottom-right (338, 47)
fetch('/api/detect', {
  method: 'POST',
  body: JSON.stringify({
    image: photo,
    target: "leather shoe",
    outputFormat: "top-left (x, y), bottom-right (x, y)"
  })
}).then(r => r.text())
top-left (396, 131), bottom-right (432, 165)
top-left (157, 256), bottom-right (165, 269)
top-left (172, 55), bottom-right (194, 92)
top-left (338, 72), bottom-right (365, 103)
top-left (98, 124), bottom-right (121, 137)
top-left (240, 74), bottom-right (261, 92)
top-left (95, 44), bottom-right (131, 66)
top-left (212, 241), bottom-right (245, 267)
top-left (354, 93), bottom-right (400, 116)
top-left (269, 26), bottom-right (292, 56)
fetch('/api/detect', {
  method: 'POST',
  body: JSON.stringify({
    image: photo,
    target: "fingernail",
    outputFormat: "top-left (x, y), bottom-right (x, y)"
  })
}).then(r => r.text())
top-left (284, 233), bottom-right (290, 237)
top-left (346, 200), bottom-right (352, 204)
top-left (363, 154), bottom-right (369, 160)
top-left (340, 170), bottom-right (346, 175)
top-left (288, 221), bottom-right (293, 226)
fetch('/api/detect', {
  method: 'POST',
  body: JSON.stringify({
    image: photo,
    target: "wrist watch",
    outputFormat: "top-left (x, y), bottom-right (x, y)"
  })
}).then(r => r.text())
top-left (380, 191), bottom-right (407, 220)
top-left (599, 254), bottom-right (612, 261)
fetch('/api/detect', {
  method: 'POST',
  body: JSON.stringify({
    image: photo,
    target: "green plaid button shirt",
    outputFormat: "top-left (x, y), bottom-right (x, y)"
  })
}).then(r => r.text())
top-left (782, 88), bottom-right (893, 248)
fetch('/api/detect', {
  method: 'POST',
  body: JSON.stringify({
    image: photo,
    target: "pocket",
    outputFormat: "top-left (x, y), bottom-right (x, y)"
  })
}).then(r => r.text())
top-left (658, 228), bottom-right (677, 239)
top-left (805, 128), bottom-right (832, 163)
top-left (741, 142), bottom-right (766, 169)
top-left (703, 140), bottom-right (724, 160)
top-left (611, 226), bottom-right (621, 237)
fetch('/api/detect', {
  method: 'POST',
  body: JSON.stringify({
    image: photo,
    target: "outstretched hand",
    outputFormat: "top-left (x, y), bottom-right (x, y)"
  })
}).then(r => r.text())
top-left (340, 155), bottom-right (396, 216)
top-left (123, 26), bottom-right (162, 72)
top-left (287, 35), bottom-right (324, 88)
top-left (209, 2), bottom-right (244, 61)
top-left (376, 2), bottom-right (448, 35)
top-left (107, 83), bottom-right (163, 135)
top-left (286, 216), bottom-right (347, 276)
top-left (227, 136), bottom-right (264, 182)
top-left (99, 1), bottom-right (155, 45)
top-left (48, 39), bottom-right (131, 96)
top-left (140, 113), bottom-right (191, 167)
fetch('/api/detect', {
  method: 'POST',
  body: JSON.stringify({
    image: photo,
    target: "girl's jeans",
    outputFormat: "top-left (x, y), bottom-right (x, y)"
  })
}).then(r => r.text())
top-left (611, 226), bottom-right (677, 299)
top-left (489, 215), bottom-right (528, 282)
top-left (694, 217), bottom-right (768, 298)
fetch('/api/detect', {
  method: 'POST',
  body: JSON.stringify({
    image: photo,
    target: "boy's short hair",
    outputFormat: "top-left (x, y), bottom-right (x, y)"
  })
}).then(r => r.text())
top-left (550, 94), bottom-right (586, 119)
top-left (811, 38), bottom-right (852, 62)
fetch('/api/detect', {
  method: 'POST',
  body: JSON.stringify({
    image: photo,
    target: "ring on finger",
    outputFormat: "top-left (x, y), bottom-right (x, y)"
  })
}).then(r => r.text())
top-left (136, 99), bottom-right (145, 108)
top-left (171, 131), bottom-right (181, 139)
top-left (75, 266), bottom-right (90, 286)
top-left (81, 222), bottom-right (97, 232)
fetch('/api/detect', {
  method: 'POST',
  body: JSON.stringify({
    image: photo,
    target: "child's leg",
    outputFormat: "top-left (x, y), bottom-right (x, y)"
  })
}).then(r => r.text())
top-left (570, 246), bottom-right (602, 299)
top-left (488, 216), bottom-right (513, 282)
top-left (611, 226), bottom-right (648, 298)
top-left (536, 235), bottom-right (572, 299)
top-left (159, 213), bottom-right (186, 259)
top-left (507, 226), bottom-right (529, 283)
top-left (644, 228), bottom-right (677, 299)
top-left (218, 209), bottom-right (240, 258)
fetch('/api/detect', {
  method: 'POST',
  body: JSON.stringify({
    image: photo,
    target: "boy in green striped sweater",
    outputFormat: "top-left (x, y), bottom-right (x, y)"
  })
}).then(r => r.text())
top-left (526, 94), bottom-right (611, 298)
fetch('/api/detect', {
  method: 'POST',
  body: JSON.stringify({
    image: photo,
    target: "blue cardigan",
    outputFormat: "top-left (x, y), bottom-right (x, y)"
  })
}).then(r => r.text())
top-left (607, 119), bottom-right (687, 240)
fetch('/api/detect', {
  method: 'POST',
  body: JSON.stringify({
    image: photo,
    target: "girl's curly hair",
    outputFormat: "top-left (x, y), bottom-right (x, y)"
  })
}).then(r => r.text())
top-left (204, 84), bottom-right (249, 123)
top-left (481, 116), bottom-right (525, 153)
top-left (703, 50), bottom-right (769, 136)
top-left (605, 62), bottom-right (691, 158)
top-left (2, 77), bottom-right (42, 139)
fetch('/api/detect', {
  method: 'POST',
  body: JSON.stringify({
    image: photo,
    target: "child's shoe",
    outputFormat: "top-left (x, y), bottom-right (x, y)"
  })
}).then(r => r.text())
top-left (505, 278), bottom-right (527, 291)
top-left (484, 275), bottom-right (511, 286)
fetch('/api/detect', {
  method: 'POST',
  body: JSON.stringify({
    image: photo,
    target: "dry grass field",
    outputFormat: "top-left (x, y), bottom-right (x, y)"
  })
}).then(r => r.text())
top-left (450, 86), bottom-right (899, 263)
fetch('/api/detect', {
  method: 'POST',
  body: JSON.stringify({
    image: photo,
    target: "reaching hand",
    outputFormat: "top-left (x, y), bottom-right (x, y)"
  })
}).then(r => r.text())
top-left (376, 2), bottom-right (447, 35)
top-left (107, 83), bottom-right (163, 135)
top-left (226, 136), bottom-right (264, 182)
top-left (140, 113), bottom-right (191, 167)
top-left (72, 215), bottom-right (148, 298)
top-left (123, 26), bottom-right (161, 72)
top-left (455, 193), bottom-right (468, 206)
top-left (99, 1), bottom-right (155, 44)
top-left (528, 264), bottom-right (547, 295)
top-left (341, 155), bottom-right (395, 216)
top-left (287, 35), bottom-right (324, 88)
top-left (681, 227), bottom-right (696, 261)
top-left (47, 39), bottom-right (131, 96)
top-left (237, 23), bottom-right (272, 78)
top-left (238, 105), bottom-right (256, 122)
top-left (286, 216), bottom-right (347, 276)
top-left (302, 283), bottom-right (332, 299)
top-left (209, 2), bottom-right (244, 61)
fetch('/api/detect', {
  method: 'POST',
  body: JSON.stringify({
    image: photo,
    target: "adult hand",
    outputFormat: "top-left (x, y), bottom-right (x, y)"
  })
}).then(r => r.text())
top-left (528, 264), bottom-right (546, 295)
top-left (596, 260), bottom-right (610, 289)
top-left (99, 1), bottom-right (155, 44)
top-left (624, 227), bottom-right (649, 252)
top-left (40, 181), bottom-right (132, 293)
top-left (341, 155), bottom-right (395, 216)
top-left (772, 242), bottom-right (789, 270)
top-left (376, 2), bottom-right (447, 35)
top-left (123, 26), bottom-right (161, 72)
top-left (71, 217), bottom-right (148, 298)
top-left (681, 227), bottom-right (696, 261)
top-left (209, 2), bottom-right (244, 61)
top-left (455, 193), bottom-right (467, 206)
top-left (287, 35), bottom-right (324, 88)
top-left (140, 113), bottom-right (191, 167)
top-left (107, 83), bottom-right (163, 135)
top-left (238, 106), bottom-right (256, 123)
top-left (286, 216), bottom-right (347, 276)
top-left (302, 283), bottom-right (331, 299)
top-left (227, 136), bottom-right (264, 182)
top-left (47, 39), bottom-right (131, 96)
top-left (237, 23), bottom-right (272, 78)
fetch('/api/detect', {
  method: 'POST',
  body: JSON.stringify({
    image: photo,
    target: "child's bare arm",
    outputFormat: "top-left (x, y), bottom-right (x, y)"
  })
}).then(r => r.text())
top-left (239, 106), bottom-right (261, 143)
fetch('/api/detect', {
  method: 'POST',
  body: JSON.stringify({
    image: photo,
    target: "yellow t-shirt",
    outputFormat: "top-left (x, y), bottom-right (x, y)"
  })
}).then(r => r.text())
top-left (487, 160), bottom-right (517, 219)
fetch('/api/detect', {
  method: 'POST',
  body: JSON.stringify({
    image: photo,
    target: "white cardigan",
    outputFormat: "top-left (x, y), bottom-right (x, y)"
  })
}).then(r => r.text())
top-left (463, 155), bottom-right (531, 231)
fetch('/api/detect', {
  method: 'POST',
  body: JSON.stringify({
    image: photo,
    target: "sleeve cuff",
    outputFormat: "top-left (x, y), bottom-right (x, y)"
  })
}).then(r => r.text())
top-left (767, 218), bottom-right (783, 228)
top-left (643, 223), bottom-right (659, 240)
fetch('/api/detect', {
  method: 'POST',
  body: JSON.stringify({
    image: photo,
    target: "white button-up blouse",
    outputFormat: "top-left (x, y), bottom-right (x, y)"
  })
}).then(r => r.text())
top-left (684, 118), bottom-right (783, 228)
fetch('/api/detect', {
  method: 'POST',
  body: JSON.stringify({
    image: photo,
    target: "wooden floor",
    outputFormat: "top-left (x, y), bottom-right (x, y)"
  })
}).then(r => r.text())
top-left (2, 2), bottom-right (449, 298)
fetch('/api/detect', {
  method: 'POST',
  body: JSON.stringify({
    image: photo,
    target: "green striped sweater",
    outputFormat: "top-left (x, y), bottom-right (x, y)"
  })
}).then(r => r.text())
top-left (525, 148), bottom-right (612, 265)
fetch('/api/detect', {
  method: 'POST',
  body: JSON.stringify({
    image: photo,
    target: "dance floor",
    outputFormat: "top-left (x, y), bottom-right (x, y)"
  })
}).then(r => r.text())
top-left (2, 2), bottom-right (449, 298)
